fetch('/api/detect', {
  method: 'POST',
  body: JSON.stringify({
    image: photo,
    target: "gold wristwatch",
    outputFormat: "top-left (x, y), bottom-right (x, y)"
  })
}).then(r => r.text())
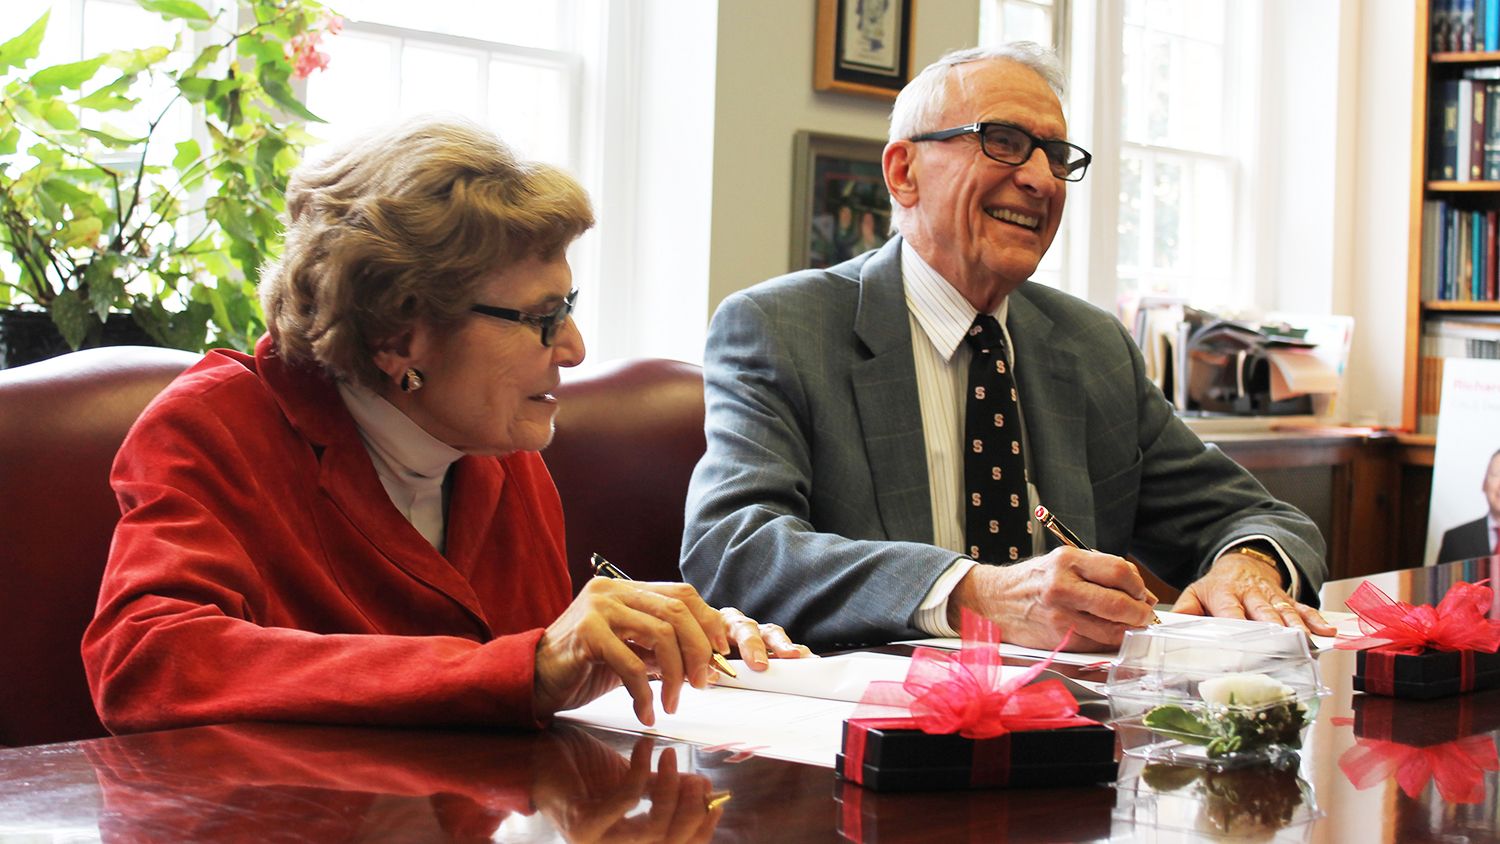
top-left (1225, 543), bottom-right (1286, 586)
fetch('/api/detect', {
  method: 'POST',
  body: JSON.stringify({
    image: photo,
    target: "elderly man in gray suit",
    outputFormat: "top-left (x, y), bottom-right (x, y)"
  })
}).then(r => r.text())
top-left (682, 43), bottom-right (1334, 650)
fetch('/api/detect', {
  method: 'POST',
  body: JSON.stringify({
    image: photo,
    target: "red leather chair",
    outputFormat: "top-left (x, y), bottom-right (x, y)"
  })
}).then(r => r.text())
top-left (0, 346), bottom-right (200, 747)
top-left (548, 359), bottom-right (705, 592)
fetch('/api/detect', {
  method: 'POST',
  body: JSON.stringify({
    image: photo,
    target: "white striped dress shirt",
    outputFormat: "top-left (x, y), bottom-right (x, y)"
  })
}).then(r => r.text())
top-left (902, 244), bottom-right (1043, 636)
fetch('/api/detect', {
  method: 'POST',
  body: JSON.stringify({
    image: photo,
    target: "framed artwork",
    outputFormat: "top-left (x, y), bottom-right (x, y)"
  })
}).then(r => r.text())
top-left (813, 0), bottom-right (916, 100)
top-left (789, 131), bottom-right (894, 271)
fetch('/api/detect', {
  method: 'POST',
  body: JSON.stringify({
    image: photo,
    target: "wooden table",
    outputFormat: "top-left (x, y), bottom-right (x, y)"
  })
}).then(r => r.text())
top-left (1, 559), bottom-right (1496, 842)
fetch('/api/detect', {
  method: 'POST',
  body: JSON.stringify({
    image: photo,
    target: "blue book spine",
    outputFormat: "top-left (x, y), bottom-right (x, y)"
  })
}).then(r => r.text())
top-left (1479, 210), bottom-right (1488, 298)
top-left (1489, 0), bottom-right (1499, 49)
top-left (1439, 202), bottom-right (1451, 299)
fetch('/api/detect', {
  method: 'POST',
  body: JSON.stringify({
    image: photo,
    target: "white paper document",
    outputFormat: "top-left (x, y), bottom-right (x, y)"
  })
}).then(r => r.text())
top-left (557, 652), bottom-right (1037, 769)
top-left (898, 609), bottom-right (1360, 663)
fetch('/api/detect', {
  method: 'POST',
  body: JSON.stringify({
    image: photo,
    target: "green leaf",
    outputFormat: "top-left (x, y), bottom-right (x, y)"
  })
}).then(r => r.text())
top-left (30, 56), bottom-right (108, 97)
top-left (182, 44), bottom-right (222, 78)
top-left (82, 261), bottom-right (125, 318)
top-left (1143, 705), bottom-right (1214, 746)
top-left (106, 45), bottom-right (170, 75)
top-left (50, 288), bottom-right (95, 349)
top-left (79, 127), bottom-right (147, 148)
top-left (172, 138), bottom-right (202, 172)
top-left (137, 0), bottom-right (213, 24)
top-left (38, 99), bottom-right (79, 130)
top-left (59, 217), bottom-right (103, 249)
top-left (0, 12), bottom-right (49, 75)
top-left (258, 72), bottom-right (323, 123)
top-left (176, 75), bottom-right (212, 102)
top-left (76, 75), bottom-right (140, 111)
top-left (0, 126), bottom-right (19, 156)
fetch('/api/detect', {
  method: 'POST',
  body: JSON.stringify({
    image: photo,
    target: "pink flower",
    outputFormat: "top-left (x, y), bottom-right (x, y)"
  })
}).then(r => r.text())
top-left (285, 16), bottom-right (343, 79)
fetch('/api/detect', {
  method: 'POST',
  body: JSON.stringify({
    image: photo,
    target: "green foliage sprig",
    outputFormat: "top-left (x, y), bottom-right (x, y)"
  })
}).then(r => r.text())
top-left (0, 0), bottom-right (337, 351)
top-left (1143, 695), bottom-right (1309, 759)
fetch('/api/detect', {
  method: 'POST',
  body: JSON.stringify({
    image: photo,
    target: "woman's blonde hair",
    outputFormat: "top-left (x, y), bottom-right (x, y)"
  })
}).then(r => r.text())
top-left (260, 115), bottom-right (594, 388)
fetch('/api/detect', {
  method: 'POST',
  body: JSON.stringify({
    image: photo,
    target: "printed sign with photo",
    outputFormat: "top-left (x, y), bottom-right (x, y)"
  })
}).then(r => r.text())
top-left (1425, 358), bottom-right (1500, 566)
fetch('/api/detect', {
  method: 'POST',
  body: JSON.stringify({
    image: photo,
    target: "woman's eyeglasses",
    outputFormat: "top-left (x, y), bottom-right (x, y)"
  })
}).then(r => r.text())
top-left (470, 289), bottom-right (578, 347)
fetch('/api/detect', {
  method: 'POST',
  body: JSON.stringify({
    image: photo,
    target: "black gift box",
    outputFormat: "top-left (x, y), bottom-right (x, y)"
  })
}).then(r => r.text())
top-left (836, 718), bottom-right (1117, 792)
top-left (1353, 647), bottom-right (1500, 700)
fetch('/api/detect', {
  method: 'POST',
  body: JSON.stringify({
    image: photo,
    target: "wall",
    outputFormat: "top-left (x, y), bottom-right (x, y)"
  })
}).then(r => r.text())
top-left (705, 0), bottom-right (981, 317)
top-left (1339, 3), bottom-right (1416, 426)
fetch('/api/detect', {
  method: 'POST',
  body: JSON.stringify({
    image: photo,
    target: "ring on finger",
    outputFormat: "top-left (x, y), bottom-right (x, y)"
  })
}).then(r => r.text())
top-left (1272, 601), bottom-right (1295, 611)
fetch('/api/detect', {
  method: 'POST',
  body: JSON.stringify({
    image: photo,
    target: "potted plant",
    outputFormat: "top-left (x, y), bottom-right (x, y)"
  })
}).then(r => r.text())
top-left (0, 0), bottom-right (339, 366)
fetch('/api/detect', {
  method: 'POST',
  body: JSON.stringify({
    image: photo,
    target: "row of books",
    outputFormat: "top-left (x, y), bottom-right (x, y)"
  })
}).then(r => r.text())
top-left (1417, 316), bottom-right (1500, 430)
top-left (1429, 73), bottom-right (1500, 181)
top-left (1433, 0), bottom-right (1500, 53)
top-left (1420, 201), bottom-right (1500, 302)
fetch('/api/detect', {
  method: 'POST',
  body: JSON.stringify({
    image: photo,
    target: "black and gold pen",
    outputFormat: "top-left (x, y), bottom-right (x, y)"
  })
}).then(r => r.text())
top-left (1033, 505), bottom-right (1161, 625)
top-left (590, 553), bottom-right (738, 678)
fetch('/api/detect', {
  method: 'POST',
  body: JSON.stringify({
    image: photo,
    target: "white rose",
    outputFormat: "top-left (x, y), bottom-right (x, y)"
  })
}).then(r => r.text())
top-left (1198, 673), bottom-right (1295, 707)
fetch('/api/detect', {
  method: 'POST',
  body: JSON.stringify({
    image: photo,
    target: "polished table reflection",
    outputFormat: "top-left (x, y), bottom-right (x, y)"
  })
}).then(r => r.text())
top-left (2, 557), bottom-right (1498, 842)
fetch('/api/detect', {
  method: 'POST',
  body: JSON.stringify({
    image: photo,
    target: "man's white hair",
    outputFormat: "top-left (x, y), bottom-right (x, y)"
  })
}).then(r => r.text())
top-left (889, 43), bottom-right (1066, 143)
top-left (886, 43), bottom-right (1067, 233)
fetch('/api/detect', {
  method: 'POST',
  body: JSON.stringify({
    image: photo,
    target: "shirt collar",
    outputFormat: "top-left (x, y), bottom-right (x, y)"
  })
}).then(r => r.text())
top-left (336, 380), bottom-right (463, 487)
top-left (901, 241), bottom-right (1009, 362)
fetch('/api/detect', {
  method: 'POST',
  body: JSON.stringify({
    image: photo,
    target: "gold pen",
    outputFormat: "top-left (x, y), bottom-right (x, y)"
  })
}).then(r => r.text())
top-left (589, 553), bottom-right (739, 678)
top-left (706, 791), bottom-right (733, 811)
top-left (1033, 505), bottom-right (1161, 625)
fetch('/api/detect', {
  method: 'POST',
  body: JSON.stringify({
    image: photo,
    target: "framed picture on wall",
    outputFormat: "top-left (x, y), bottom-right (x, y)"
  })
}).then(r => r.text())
top-left (813, 0), bottom-right (916, 100)
top-left (789, 131), bottom-right (894, 271)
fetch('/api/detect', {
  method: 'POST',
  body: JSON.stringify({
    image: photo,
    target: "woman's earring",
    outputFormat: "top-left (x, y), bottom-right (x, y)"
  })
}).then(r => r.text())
top-left (399, 367), bottom-right (425, 393)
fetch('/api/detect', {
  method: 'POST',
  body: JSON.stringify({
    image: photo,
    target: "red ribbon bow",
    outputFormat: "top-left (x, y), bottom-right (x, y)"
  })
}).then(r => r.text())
top-left (851, 610), bottom-right (1096, 739)
top-left (1334, 580), bottom-right (1500, 656)
top-left (1339, 734), bottom-right (1500, 804)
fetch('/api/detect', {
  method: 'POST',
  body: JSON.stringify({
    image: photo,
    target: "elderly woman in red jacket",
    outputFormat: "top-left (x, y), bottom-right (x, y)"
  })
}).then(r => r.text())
top-left (83, 116), bottom-right (805, 734)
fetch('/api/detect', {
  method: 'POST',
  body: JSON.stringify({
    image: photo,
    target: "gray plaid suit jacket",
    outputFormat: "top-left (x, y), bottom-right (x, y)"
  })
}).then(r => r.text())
top-left (681, 237), bottom-right (1326, 646)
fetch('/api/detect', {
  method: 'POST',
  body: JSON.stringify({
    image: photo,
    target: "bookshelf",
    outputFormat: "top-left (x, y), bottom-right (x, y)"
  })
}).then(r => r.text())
top-left (1405, 1), bottom-right (1500, 433)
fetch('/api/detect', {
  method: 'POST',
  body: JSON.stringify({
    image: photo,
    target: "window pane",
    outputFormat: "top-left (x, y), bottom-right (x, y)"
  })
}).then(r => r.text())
top-left (304, 32), bottom-right (401, 149)
top-left (1118, 154), bottom-right (1142, 269)
top-left (1152, 159), bottom-right (1182, 271)
top-left (981, 0), bottom-right (1055, 49)
top-left (1001, 2), bottom-right (1052, 46)
top-left (399, 45), bottom-right (484, 120)
top-left (1122, 2), bottom-right (1225, 152)
top-left (346, 0), bottom-right (566, 50)
top-left (488, 60), bottom-right (570, 167)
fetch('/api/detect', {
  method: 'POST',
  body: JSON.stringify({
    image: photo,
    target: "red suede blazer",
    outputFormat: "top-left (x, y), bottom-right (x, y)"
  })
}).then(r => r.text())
top-left (83, 336), bottom-right (572, 734)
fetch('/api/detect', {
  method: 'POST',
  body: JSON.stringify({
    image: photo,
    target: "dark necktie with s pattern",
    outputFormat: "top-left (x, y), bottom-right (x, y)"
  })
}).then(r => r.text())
top-left (963, 314), bottom-right (1030, 564)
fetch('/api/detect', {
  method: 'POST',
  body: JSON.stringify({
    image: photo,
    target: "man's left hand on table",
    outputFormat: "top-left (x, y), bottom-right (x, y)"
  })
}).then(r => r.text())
top-left (1171, 552), bottom-right (1336, 636)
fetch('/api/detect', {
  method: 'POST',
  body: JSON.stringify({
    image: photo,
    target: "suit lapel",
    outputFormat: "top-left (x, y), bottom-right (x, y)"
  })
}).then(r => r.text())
top-left (1007, 288), bottom-right (1097, 547)
top-left (851, 238), bottom-right (934, 543)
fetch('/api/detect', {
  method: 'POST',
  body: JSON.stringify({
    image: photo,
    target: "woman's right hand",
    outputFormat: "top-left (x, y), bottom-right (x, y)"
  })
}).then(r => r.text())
top-left (533, 578), bottom-right (731, 725)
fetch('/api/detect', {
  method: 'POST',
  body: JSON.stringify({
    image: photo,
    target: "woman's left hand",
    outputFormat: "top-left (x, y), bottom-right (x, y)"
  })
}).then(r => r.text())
top-left (718, 608), bottom-right (813, 670)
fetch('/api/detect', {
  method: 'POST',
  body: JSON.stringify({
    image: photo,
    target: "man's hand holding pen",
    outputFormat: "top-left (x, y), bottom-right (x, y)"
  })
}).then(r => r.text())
top-left (948, 546), bottom-right (1159, 652)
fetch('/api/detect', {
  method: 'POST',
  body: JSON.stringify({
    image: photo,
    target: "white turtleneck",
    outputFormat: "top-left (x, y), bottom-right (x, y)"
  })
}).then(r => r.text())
top-left (337, 381), bottom-right (464, 552)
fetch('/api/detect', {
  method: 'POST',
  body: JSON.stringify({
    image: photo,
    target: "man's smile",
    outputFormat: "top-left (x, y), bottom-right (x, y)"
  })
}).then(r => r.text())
top-left (986, 206), bottom-right (1041, 230)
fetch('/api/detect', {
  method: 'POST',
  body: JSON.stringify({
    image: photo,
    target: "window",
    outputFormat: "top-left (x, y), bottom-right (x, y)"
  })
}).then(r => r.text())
top-left (1115, 0), bottom-right (1237, 304)
top-left (982, 0), bottom-right (1257, 311)
top-left (978, 0), bottom-right (1070, 290)
top-left (302, 4), bottom-right (582, 171)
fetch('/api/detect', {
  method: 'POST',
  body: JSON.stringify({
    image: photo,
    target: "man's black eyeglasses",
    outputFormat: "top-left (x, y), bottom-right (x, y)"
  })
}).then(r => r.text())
top-left (909, 122), bottom-right (1092, 182)
top-left (470, 289), bottom-right (578, 347)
